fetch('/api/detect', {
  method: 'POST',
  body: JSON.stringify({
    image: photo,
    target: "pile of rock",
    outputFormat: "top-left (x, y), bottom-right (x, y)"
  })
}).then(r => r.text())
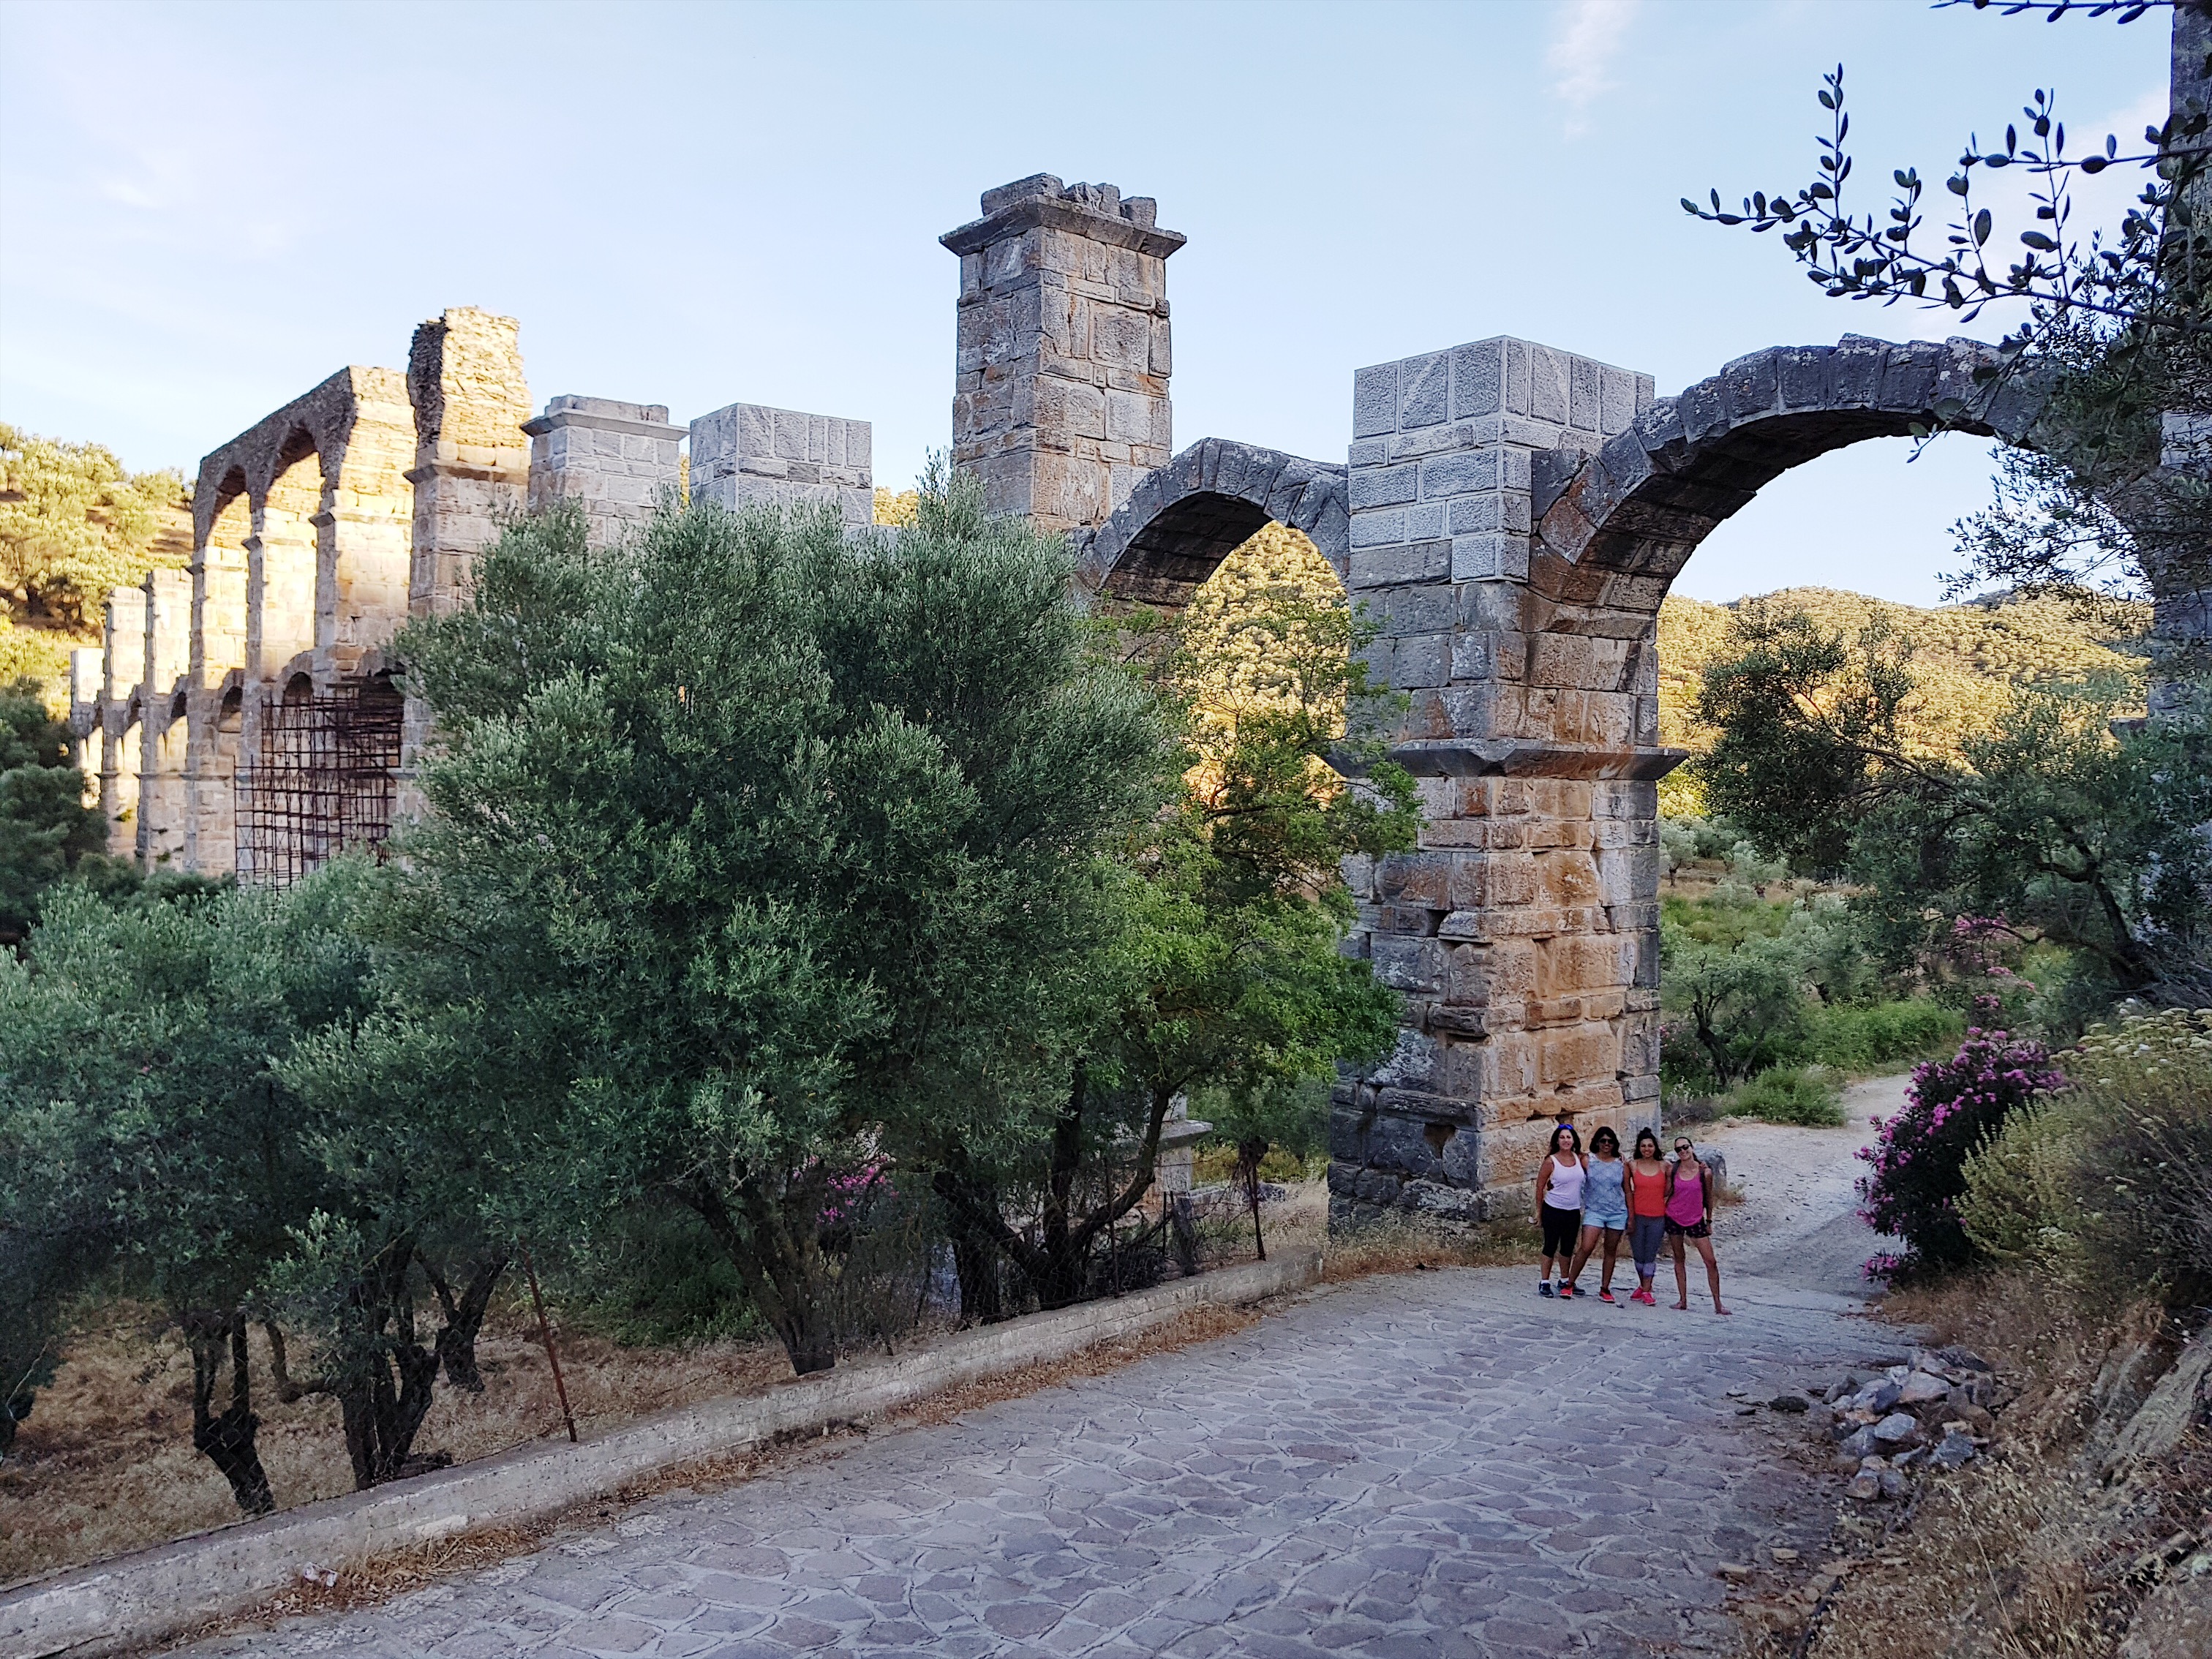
top-left (1813, 1346), bottom-right (2004, 1501)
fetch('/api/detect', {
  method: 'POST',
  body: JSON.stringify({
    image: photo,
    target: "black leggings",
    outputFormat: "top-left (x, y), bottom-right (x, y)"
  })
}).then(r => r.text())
top-left (1541, 1203), bottom-right (1583, 1258)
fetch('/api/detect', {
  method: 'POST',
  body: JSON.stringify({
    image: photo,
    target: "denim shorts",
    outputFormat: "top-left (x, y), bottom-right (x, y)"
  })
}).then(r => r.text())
top-left (1582, 1205), bottom-right (1628, 1234)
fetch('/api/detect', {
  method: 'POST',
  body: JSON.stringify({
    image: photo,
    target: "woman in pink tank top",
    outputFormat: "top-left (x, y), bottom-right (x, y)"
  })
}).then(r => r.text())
top-left (1663, 1137), bottom-right (1730, 1315)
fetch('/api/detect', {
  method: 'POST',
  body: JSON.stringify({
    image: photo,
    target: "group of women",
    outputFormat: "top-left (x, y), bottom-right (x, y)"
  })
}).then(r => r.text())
top-left (1532, 1123), bottom-right (1730, 1314)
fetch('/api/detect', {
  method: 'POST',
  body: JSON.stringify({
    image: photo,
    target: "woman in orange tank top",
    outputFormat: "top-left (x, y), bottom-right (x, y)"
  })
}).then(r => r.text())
top-left (1625, 1129), bottom-right (1669, 1306)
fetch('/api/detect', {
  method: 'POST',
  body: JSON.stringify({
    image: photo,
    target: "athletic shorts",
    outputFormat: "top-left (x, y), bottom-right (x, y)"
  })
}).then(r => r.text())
top-left (1582, 1205), bottom-right (1628, 1234)
top-left (1540, 1203), bottom-right (1582, 1257)
top-left (1630, 1215), bottom-right (1666, 1271)
top-left (1665, 1216), bottom-right (1712, 1241)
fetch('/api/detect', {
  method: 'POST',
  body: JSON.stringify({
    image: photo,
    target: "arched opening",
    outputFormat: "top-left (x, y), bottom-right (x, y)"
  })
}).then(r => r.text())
top-left (218, 686), bottom-right (243, 732)
top-left (252, 432), bottom-right (321, 679)
top-left (284, 672), bottom-right (314, 704)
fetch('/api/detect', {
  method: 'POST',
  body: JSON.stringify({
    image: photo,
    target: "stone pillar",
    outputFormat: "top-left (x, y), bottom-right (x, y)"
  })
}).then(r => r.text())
top-left (941, 175), bottom-right (1182, 537)
top-left (99, 587), bottom-right (145, 858)
top-left (135, 569), bottom-right (191, 867)
top-left (401, 307), bottom-right (531, 819)
top-left (1330, 337), bottom-right (1663, 1226)
top-left (184, 497), bottom-right (249, 876)
top-left (406, 307), bottom-right (532, 620)
top-left (526, 396), bottom-right (688, 543)
top-left (67, 646), bottom-right (102, 803)
top-left (688, 402), bottom-right (871, 529)
top-left (315, 366), bottom-right (416, 680)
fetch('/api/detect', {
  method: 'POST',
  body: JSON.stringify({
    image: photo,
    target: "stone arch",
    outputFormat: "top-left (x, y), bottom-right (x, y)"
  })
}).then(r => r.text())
top-left (1530, 336), bottom-right (2040, 613)
top-left (1330, 331), bottom-right (2058, 1230)
top-left (1080, 438), bottom-right (1348, 606)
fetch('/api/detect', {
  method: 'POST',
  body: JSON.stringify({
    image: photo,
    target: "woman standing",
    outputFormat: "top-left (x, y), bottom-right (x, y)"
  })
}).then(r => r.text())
top-left (1534, 1124), bottom-right (1585, 1298)
top-left (1625, 1129), bottom-right (1669, 1306)
top-left (1565, 1126), bottom-right (1630, 1302)
top-left (1664, 1136), bottom-right (1731, 1315)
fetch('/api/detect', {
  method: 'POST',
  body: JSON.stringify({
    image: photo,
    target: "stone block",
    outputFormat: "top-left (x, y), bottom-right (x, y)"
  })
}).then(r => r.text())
top-left (1422, 450), bottom-right (1498, 499)
top-left (1349, 463), bottom-right (1421, 509)
top-left (1451, 339), bottom-right (1504, 419)
top-left (1399, 352), bottom-right (1448, 429)
top-left (1350, 539), bottom-right (1451, 588)
top-left (1353, 363), bottom-right (1398, 437)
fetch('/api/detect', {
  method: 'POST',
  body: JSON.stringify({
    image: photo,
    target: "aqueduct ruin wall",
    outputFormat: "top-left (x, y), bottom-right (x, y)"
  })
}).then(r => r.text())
top-left (72, 135), bottom-right (2203, 1220)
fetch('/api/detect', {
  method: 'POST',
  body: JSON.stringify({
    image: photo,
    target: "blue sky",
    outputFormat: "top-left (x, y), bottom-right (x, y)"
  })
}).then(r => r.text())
top-left (0, 0), bottom-right (2172, 605)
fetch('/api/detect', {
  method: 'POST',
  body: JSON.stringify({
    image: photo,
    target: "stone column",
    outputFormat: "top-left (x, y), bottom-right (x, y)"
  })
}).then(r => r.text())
top-left (941, 175), bottom-right (1182, 537)
top-left (99, 587), bottom-right (146, 857)
top-left (400, 307), bottom-right (531, 819)
top-left (688, 402), bottom-right (871, 529)
top-left (135, 569), bottom-right (192, 867)
top-left (184, 503), bottom-right (249, 875)
top-left (526, 396), bottom-right (688, 544)
top-left (1330, 337), bottom-right (1663, 1226)
top-left (315, 366), bottom-right (415, 680)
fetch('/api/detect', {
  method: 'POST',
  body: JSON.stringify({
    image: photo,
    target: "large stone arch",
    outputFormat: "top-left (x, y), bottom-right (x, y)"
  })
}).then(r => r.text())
top-left (1530, 336), bottom-right (2040, 612)
top-left (1079, 437), bottom-right (1349, 606)
top-left (1329, 331), bottom-right (2053, 1230)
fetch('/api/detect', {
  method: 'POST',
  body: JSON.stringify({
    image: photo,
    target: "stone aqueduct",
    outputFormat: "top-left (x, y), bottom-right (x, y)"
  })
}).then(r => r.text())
top-left (76, 173), bottom-right (2059, 1220)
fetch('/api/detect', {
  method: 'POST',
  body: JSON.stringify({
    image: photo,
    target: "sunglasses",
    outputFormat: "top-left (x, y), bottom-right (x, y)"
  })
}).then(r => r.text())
top-left (1674, 1142), bottom-right (1691, 1151)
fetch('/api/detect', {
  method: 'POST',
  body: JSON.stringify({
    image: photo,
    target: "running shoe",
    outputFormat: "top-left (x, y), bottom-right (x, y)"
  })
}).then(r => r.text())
top-left (1558, 1283), bottom-right (1576, 1299)
top-left (1598, 1290), bottom-right (1617, 1304)
top-left (1538, 1282), bottom-right (1554, 1298)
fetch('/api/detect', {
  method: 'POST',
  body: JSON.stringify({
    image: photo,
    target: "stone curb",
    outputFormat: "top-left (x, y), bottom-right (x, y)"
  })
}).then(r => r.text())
top-left (3, 1250), bottom-right (1322, 1658)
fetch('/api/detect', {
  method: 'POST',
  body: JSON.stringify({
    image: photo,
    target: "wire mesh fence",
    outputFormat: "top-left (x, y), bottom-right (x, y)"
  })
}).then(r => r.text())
top-left (235, 682), bottom-right (404, 887)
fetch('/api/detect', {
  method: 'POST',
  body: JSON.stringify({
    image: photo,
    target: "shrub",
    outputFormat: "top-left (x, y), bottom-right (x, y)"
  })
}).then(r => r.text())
top-left (1726, 1065), bottom-right (1845, 1126)
top-left (1964, 1008), bottom-right (2212, 1305)
top-left (1957, 1096), bottom-right (2095, 1281)
top-left (1858, 1029), bottom-right (2064, 1279)
top-left (1805, 999), bottom-right (1965, 1072)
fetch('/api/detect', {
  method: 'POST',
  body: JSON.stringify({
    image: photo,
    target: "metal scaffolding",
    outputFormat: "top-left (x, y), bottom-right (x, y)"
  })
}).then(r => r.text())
top-left (234, 682), bottom-right (403, 887)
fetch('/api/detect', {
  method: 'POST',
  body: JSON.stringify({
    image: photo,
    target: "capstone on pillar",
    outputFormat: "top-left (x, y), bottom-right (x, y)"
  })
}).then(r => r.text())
top-left (941, 175), bottom-right (1182, 537)
top-left (525, 396), bottom-right (688, 545)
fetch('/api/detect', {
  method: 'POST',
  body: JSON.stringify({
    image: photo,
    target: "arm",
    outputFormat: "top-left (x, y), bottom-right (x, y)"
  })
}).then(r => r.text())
top-left (1535, 1156), bottom-right (1551, 1223)
top-left (1701, 1162), bottom-right (1714, 1224)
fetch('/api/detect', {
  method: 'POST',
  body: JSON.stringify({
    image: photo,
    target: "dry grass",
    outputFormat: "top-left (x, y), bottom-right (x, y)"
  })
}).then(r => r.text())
top-left (1737, 1270), bottom-right (2212, 1659)
top-left (0, 1298), bottom-right (893, 1590)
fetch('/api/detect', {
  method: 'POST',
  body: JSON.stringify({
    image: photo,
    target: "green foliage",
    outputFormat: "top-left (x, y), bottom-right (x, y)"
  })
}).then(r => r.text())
top-left (1964, 1007), bottom-right (2212, 1304)
top-left (1803, 999), bottom-right (1964, 1072)
top-left (554, 1206), bottom-right (761, 1348)
top-left (1692, 598), bottom-right (2212, 1004)
top-left (1724, 1066), bottom-right (1845, 1127)
top-left (373, 475), bottom-right (1170, 1373)
top-left (0, 869), bottom-right (376, 1505)
top-left (0, 675), bottom-right (105, 944)
top-left (0, 423), bottom-right (187, 633)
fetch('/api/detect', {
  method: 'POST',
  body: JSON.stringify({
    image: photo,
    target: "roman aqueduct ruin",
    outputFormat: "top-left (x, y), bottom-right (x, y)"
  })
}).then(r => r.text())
top-left (73, 170), bottom-right (2188, 1223)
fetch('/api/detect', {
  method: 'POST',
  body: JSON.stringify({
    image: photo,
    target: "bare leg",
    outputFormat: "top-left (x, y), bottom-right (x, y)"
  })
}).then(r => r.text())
top-left (1670, 1233), bottom-right (1689, 1309)
top-left (1694, 1235), bottom-right (1729, 1314)
top-left (1568, 1226), bottom-right (1601, 1289)
top-left (1600, 1229), bottom-right (1622, 1295)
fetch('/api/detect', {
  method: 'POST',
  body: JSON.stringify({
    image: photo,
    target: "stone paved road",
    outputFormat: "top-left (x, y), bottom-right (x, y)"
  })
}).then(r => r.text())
top-left (185, 1266), bottom-right (1881, 1659)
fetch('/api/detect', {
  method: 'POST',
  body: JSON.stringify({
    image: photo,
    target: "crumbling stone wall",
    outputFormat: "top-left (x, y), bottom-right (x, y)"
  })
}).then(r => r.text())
top-left (943, 176), bottom-right (1181, 537)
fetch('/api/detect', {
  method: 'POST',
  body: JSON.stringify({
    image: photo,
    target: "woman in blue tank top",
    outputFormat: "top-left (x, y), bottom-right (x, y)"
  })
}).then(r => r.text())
top-left (1565, 1126), bottom-right (1630, 1302)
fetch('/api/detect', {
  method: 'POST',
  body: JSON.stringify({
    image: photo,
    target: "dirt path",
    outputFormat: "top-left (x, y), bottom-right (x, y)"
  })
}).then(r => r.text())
top-left (1694, 1072), bottom-right (1911, 1306)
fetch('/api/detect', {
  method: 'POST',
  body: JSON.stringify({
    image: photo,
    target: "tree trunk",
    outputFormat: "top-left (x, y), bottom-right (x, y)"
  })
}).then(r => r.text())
top-left (1236, 1137), bottom-right (1269, 1263)
top-left (422, 1249), bottom-right (511, 1393)
top-left (684, 1176), bottom-right (841, 1377)
top-left (335, 1238), bottom-right (451, 1489)
top-left (183, 1307), bottom-right (274, 1516)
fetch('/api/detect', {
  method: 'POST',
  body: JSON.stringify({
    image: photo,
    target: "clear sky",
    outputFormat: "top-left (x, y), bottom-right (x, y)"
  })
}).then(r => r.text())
top-left (0, 0), bottom-right (2172, 606)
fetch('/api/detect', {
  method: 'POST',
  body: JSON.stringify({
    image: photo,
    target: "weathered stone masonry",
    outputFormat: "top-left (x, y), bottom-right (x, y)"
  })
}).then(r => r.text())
top-left (78, 146), bottom-right (2205, 1223)
top-left (81, 310), bottom-right (870, 884)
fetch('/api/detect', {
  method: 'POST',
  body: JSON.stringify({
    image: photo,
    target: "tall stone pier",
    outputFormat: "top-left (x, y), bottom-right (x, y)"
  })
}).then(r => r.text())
top-left (1328, 339), bottom-right (1666, 1223)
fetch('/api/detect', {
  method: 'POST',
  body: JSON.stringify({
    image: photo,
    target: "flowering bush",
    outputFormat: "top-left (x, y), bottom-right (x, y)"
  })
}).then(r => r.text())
top-left (1858, 1028), bottom-right (2064, 1279)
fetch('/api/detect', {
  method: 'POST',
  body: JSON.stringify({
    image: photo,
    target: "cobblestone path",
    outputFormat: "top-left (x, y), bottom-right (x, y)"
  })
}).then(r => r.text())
top-left (187, 1266), bottom-right (1877, 1659)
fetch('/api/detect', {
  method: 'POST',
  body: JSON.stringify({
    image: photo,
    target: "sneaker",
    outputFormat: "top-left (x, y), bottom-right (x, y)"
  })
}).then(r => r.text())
top-left (1538, 1281), bottom-right (1554, 1298)
top-left (1598, 1290), bottom-right (1617, 1304)
top-left (1559, 1283), bottom-right (1576, 1299)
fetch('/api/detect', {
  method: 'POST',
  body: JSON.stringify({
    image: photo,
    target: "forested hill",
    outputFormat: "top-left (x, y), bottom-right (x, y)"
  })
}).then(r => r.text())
top-left (1655, 587), bottom-right (2151, 770)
